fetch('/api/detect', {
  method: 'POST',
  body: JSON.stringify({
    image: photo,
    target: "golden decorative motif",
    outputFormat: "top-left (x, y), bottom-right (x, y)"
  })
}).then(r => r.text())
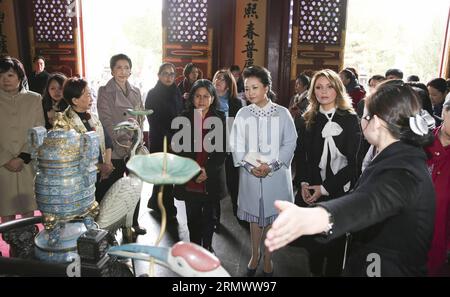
top-left (42, 207), bottom-right (96, 229)
top-left (38, 146), bottom-right (81, 159)
top-left (42, 138), bottom-right (68, 146)
top-left (59, 147), bottom-right (81, 158)
top-left (88, 201), bottom-right (100, 218)
top-left (52, 112), bottom-right (72, 131)
top-left (38, 157), bottom-right (81, 166)
top-left (44, 214), bottom-right (57, 230)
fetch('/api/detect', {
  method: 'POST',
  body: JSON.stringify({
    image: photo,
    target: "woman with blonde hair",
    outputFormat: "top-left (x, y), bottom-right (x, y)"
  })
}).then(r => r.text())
top-left (294, 69), bottom-right (361, 276)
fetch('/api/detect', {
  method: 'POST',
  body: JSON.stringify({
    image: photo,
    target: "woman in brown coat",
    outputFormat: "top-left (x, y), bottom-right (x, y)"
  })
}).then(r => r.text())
top-left (0, 56), bottom-right (45, 222)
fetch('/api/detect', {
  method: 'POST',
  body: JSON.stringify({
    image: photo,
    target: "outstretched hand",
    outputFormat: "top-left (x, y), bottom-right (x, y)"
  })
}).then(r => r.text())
top-left (265, 200), bottom-right (331, 252)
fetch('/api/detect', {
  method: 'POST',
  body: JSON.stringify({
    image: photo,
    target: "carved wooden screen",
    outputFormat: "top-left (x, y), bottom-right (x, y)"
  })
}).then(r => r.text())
top-left (31, 0), bottom-right (84, 77)
top-left (291, 0), bottom-right (347, 79)
top-left (162, 0), bottom-right (212, 80)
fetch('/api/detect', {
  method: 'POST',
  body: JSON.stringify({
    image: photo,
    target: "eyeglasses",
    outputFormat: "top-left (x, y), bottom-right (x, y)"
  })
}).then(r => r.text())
top-left (161, 72), bottom-right (176, 78)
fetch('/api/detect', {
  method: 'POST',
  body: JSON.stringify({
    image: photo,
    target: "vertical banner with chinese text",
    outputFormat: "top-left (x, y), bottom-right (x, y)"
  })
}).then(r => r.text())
top-left (0, 0), bottom-right (19, 57)
top-left (234, 0), bottom-right (267, 69)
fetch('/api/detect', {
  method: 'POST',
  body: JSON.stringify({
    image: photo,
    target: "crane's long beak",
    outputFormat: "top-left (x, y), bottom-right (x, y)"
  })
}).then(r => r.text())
top-left (108, 244), bottom-right (169, 263)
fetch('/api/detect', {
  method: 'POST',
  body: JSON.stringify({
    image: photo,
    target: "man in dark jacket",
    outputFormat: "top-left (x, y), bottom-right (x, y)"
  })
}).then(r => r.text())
top-left (28, 56), bottom-right (50, 95)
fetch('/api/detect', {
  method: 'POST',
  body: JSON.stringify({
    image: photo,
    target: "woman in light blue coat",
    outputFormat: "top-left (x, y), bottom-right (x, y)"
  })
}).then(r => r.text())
top-left (230, 66), bottom-right (297, 277)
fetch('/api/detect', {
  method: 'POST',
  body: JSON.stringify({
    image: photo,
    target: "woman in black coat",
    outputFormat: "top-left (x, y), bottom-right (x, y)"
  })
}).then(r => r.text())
top-left (145, 63), bottom-right (184, 217)
top-left (172, 79), bottom-right (227, 253)
top-left (145, 63), bottom-right (184, 153)
top-left (294, 69), bottom-right (361, 276)
top-left (266, 81), bottom-right (436, 277)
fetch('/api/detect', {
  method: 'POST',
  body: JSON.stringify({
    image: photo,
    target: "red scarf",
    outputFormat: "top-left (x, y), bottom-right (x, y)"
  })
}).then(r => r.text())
top-left (185, 113), bottom-right (209, 193)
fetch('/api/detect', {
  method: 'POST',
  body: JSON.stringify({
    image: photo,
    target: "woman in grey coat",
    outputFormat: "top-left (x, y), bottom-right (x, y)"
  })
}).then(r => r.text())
top-left (97, 54), bottom-right (146, 235)
top-left (230, 66), bottom-right (297, 277)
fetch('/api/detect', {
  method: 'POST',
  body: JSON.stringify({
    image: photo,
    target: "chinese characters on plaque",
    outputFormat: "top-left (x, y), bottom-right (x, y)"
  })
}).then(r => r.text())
top-left (242, 0), bottom-right (259, 68)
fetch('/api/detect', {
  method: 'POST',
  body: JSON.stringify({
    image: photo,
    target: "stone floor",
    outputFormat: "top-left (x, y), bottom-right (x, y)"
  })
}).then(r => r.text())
top-left (127, 183), bottom-right (450, 277)
top-left (3, 182), bottom-right (447, 277)
top-left (131, 182), bottom-right (311, 277)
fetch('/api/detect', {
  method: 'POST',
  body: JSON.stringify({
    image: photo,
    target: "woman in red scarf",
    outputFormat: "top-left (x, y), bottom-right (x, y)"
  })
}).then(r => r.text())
top-left (172, 79), bottom-right (227, 254)
top-left (426, 99), bottom-right (450, 275)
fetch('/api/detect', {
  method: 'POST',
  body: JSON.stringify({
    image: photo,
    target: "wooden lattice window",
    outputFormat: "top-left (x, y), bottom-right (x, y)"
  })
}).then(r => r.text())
top-left (167, 0), bottom-right (208, 44)
top-left (33, 0), bottom-right (75, 43)
top-left (298, 0), bottom-right (344, 44)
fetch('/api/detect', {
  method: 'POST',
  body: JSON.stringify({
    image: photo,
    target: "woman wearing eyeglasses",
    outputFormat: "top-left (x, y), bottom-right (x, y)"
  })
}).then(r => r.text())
top-left (97, 54), bottom-right (146, 235)
top-left (145, 62), bottom-right (184, 218)
top-left (266, 81), bottom-right (435, 277)
top-left (292, 69), bottom-right (361, 276)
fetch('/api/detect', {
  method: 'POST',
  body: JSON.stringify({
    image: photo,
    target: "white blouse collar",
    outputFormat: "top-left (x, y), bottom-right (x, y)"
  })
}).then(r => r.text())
top-left (249, 100), bottom-right (277, 117)
top-left (319, 106), bottom-right (336, 116)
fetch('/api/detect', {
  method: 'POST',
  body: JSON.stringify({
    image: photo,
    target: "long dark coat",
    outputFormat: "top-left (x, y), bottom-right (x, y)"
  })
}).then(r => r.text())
top-left (318, 141), bottom-right (436, 276)
top-left (145, 81), bottom-right (183, 153)
top-left (295, 109), bottom-right (361, 200)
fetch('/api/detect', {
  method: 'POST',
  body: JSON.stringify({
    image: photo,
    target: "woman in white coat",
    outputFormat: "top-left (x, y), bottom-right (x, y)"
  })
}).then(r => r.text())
top-left (0, 56), bottom-right (44, 222)
top-left (230, 66), bottom-right (297, 277)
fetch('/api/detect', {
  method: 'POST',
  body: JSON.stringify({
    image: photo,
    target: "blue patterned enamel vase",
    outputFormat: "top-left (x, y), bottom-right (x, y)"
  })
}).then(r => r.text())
top-left (29, 127), bottom-right (99, 219)
top-left (28, 126), bottom-right (99, 263)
